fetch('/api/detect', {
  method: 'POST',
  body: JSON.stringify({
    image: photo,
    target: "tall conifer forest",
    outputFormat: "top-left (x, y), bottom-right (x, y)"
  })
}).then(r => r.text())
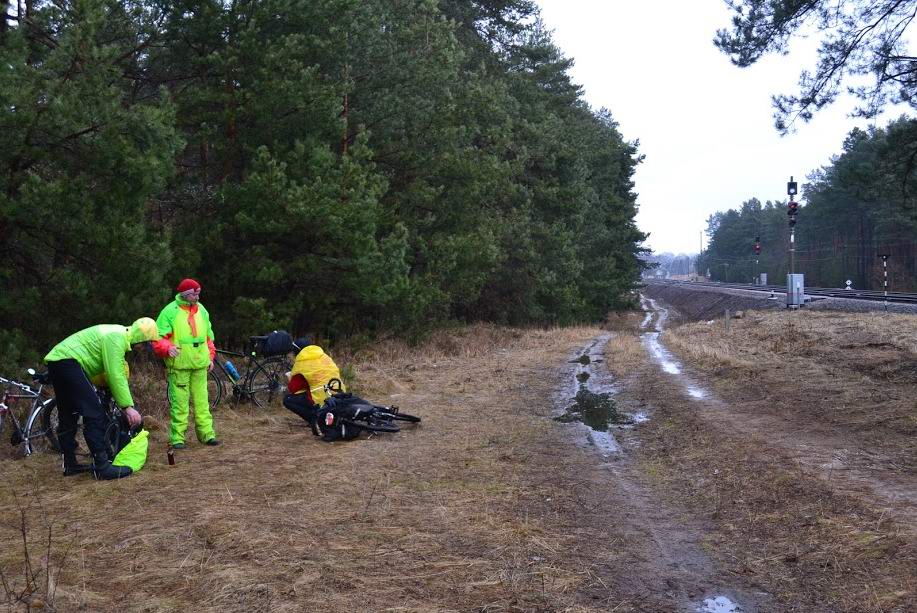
top-left (697, 120), bottom-right (917, 291)
top-left (0, 0), bottom-right (648, 369)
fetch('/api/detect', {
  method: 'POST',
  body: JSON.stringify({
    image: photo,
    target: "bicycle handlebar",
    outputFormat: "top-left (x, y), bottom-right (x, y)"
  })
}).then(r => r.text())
top-left (0, 377), bottom-right (40, 396)
top-left (311, 378), bottom-right (344, 395)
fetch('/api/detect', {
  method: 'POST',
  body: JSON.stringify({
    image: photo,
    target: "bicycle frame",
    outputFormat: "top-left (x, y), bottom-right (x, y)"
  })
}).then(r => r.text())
top-left (0, 373), bottom-right (53, 456)
top-left (212, 348), bottom-right (291, 408)
top-left (213, 349), bottom-right (246, 391)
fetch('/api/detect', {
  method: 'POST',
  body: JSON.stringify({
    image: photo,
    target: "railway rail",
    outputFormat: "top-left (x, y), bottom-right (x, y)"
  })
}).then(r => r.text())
top-left (646, 279), bottom-right (917, 304)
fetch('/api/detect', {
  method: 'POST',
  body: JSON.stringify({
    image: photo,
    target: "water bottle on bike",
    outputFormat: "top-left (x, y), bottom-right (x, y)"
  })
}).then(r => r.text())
top-left (224, 360), bottom-right (241, 383)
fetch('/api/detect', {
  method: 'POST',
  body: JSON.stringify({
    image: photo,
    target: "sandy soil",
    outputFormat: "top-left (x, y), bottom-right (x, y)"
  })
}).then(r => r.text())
top-left (0, 310), bottom-right (913, 612)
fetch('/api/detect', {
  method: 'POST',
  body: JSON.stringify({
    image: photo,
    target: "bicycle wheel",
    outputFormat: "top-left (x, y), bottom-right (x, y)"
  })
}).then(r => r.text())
top-left (374, 408), bottom-right (421, 423)
top-left (25, 398), bottom-right (60, 455)
top-left (102, 404), bottom-right (127, 460)
top-left (344, 417), bottom-right (400, 433)
top-left (208, 370), bottom-right (224, 408)
top-left (247, 357), bottom-right (290, 408)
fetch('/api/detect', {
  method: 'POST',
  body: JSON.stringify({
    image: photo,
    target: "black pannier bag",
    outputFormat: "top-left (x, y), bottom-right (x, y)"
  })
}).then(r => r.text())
top-left (256, 330), bottom-right (293, 356)
top-left (314, 393), bottom-right (377, 442)
top-left (282, 391), bottom-right (364, 441)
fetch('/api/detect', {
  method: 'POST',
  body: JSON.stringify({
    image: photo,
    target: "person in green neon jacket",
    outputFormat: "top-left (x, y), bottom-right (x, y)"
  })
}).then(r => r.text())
top-left (44, 318), bottom-right (160, 480)
top-left (152, 278), bottom-right (220, 449)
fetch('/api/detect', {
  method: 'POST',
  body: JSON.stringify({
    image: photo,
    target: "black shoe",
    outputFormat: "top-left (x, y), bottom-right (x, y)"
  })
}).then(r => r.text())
top-left (92, 461), bottom-right (132, 481)
top-left (62, 453), bottom-right (90, 476)
top-left (205, 438), bottom-right (221, 446)
top-left (63, 462), bottom-right (91, 476)
top-left (170, 442), bottom-right (187, 450)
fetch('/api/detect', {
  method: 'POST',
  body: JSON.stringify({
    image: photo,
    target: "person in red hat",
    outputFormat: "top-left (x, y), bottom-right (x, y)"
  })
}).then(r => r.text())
top-left (152, 278), bottom-right (220, 449)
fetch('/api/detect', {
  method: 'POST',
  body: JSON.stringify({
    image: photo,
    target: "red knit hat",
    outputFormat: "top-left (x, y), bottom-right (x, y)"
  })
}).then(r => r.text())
top-left (176, 278), bottom-right (201, 293)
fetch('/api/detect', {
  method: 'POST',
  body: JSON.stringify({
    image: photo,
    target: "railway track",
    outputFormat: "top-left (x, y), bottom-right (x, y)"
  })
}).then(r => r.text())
top-left (646, 279), bottom-right (917, 304)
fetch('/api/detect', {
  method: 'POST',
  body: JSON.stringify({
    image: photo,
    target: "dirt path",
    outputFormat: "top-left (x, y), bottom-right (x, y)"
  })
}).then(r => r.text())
top-left (606, 296), bottom-right (916, 612)
top-left (553, 335), bottom-right (773, 612)
top-left (638, 297), bottom-right (917, 533)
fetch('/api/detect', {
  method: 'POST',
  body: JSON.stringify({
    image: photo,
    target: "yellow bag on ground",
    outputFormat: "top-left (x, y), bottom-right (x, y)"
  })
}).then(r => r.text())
top-left (112, 429), bottom-right (149, 472)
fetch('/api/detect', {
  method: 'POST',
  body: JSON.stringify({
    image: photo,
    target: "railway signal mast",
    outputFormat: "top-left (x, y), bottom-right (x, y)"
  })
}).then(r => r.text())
top-left (787, 177), bottom-right (798, 274)
top-left (753, 236), bottom-right (761, 284)
top-left (786, 177), bottom-right (805, 308)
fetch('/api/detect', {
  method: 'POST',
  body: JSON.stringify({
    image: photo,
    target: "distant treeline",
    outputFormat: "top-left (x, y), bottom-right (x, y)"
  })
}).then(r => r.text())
top-left (642, 253), bottom-right (696, 278)
top-left (698, 118), bottom-right (917, 290)
top-left (0, 0), bottom-right (647, 371)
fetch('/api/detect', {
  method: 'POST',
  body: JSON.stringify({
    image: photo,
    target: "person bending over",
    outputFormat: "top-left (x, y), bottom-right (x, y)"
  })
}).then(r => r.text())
top-left (283, 342), bottom-right (346, 424)
top-left (45, 318), bottom-right (160, 480)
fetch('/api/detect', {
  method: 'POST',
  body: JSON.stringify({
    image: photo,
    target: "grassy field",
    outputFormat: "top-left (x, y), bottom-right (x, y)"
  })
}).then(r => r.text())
top-left (2, 310), bottom-right (914, 612)
top-left (0, 324), bottom-right (642, 612)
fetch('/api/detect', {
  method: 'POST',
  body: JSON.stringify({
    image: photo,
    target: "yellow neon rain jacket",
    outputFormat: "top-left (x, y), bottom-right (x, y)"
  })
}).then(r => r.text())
top-left (290, 345), bottom-right (345, 406)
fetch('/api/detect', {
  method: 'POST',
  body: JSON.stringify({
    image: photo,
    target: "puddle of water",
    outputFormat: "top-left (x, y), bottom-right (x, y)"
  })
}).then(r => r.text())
top-left (641, 311), bottom-right (653, 329)
top-left (640, 296), bottom-right (718, 403)
top-left (642, 333), bottom-right (681, 374)
top-left (554, 387), bottom-right (634, 430)
top-left (697, 595), bottom-right (741, 612)
top-left (686, 386), bottom-right (707, 399)
top-left (555, 335), bottom-right (626, 455)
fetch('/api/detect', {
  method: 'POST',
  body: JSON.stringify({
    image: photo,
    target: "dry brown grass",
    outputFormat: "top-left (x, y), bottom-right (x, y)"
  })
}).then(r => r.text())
top-left (602, 333), bottom-right (645, 380)
top-left (664, 310), bottom-right (917, 464)
top-left (1, 323), bottom-right (644, 612)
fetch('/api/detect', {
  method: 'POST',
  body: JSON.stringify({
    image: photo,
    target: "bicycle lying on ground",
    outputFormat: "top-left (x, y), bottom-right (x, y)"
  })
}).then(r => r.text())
top-left (318, 378), bottom-right (421, 434)
top-left (0, 370), bottom-right (57, 456)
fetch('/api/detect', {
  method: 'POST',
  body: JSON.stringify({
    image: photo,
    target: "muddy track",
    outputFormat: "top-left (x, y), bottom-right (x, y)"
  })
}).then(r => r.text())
top-left (637, 296), bottom-right (917, 534)
top-left (582, 295), bottom-right (917, 611)
top-left (555, 332), bottom-right (772, 612)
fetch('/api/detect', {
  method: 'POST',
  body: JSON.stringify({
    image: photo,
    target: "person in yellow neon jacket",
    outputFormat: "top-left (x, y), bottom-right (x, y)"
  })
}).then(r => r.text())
top-left (282, 342), bottom-right (346, 424)
top-left (152, 278), bottom-right (219, 449)
top-left (44, 318), bottom-right (160, 480)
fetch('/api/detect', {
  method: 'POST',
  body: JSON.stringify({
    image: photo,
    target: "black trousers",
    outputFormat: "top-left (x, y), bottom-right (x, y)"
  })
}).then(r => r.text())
top-left (283, 392), bottom-right (316, 422)
top-left (47, 359), bottom-right (110, 460)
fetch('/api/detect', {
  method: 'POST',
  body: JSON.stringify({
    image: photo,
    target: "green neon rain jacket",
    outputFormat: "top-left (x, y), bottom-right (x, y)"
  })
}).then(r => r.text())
top-left (44, 321), bottom-right (157, 408)
top-left (154, 295), bottom-right (215, 369)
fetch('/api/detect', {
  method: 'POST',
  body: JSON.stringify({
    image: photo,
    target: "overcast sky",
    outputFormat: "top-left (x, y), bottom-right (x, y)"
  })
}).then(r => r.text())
top-left (534, 0), bottom-right (909, 255)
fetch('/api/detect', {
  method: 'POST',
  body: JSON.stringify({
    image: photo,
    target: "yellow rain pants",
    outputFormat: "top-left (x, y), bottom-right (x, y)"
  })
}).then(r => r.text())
top-left (168, 368), bottom-right (215, 444)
